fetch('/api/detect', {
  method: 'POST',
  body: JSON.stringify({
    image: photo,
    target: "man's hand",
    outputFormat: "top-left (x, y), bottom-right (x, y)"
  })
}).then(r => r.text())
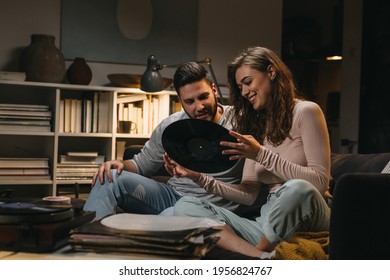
top-left (220, 131), bottom-right (262, 161)
top-left (163, 153), bottom-right (201, 181)
top-left (91, 159), bottom-right (126, 186)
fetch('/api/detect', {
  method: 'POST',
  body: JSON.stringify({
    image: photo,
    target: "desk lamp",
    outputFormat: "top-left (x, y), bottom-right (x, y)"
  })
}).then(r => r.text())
top-left (140, 55), bottom-right (225, 104)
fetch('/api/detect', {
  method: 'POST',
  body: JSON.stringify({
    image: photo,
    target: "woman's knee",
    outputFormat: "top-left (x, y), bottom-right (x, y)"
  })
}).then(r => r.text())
top-left (173, 196), bottom-right (203, 216)
top-left (281, 179), bottom-right (317, 197)
top-left (275, 179), bottom-right (321, 212)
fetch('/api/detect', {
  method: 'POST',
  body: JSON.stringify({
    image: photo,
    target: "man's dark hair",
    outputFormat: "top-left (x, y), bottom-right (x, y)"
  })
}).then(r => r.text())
top-left (173, 62), bottom-right (213, 95)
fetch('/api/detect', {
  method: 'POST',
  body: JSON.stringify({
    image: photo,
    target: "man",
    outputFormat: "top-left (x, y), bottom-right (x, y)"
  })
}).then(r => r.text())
top-left (84, 62), bottom-right (258, 218)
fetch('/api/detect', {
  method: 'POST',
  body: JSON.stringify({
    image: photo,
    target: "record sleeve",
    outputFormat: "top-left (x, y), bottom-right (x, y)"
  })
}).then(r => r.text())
top-left (69, 213), bottom-right (221, 259)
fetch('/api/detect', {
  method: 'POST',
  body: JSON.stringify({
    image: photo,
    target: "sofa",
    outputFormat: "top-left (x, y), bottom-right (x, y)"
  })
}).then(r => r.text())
top-left (124, 146), bottom-right (390, 259)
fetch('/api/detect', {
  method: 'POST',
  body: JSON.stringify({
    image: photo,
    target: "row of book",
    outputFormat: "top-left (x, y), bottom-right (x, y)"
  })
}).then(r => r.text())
top-left (117, 93), bottom-right (182, 135)
top-left (0, 93), bottom-right (181, 135)
top-left (59, 92), bottom-right (111, 133)
top-left (0, 103), bottom-right (52, 132)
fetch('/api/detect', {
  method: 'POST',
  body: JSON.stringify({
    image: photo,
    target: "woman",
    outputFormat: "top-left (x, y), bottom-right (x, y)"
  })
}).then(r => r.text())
top-left (163, 46), bottom-right (331, 258)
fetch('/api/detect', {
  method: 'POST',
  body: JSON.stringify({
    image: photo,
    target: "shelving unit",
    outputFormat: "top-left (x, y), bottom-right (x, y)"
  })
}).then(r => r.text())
top-left (0, 79), bottom-right (176, 198)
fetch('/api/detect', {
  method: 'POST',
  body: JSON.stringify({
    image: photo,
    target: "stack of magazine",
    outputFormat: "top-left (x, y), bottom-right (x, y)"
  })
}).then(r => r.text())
top-left (69, 213), bottom-right (223, 259)
top-left (0, 157), bottom-right (50, 182)
top-left (0, 103), bottom-right (52, 132)
top-left (56, 152), bottom-right (104, 181)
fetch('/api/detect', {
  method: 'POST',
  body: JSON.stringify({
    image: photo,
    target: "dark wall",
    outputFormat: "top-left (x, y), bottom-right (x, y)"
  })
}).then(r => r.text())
top-left (359, 0), bottom-right (390, 153)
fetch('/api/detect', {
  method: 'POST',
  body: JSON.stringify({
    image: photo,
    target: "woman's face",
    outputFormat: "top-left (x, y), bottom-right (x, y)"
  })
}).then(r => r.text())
top-left (235, 64), bottom-right (274, 111)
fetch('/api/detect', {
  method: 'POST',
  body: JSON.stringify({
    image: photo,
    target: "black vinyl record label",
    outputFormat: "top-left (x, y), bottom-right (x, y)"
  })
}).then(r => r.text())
top-left (162, 119), bottom-right (238, 173)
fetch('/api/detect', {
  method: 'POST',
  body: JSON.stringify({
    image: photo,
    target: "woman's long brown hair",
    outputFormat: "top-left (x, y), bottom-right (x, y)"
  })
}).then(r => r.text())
top-left (227, 46), bottom-right (299, 146)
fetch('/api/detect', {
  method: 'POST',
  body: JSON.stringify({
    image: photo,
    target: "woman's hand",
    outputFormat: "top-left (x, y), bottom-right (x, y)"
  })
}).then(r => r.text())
top-left (220, 131), bottom-right (262, 161)
top-left (163, 153), bottom-right (201, 181)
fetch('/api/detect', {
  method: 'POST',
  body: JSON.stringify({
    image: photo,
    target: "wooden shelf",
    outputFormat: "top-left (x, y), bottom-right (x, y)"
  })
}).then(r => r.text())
top-left (0, 80), bottom-right (176, 197)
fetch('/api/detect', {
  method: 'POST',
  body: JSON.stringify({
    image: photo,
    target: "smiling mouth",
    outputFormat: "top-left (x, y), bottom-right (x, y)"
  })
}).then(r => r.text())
top-left (196, 114), bottom-right (208, 119)
top-left (247, 94), bottom-right (256, 103)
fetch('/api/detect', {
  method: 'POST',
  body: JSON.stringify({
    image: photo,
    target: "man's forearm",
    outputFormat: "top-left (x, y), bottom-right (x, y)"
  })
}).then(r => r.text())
top-left (123, 160), bottom-right (138, 173)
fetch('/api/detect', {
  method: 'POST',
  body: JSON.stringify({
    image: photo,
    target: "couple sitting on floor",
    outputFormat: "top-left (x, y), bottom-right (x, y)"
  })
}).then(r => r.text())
top-left (84, 46), bottom-right (331, 258)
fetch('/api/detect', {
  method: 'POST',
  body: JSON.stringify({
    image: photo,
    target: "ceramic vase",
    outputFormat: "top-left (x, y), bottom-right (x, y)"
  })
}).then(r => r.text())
top-left (66, 57), bottom-right (93, 85)
top-left (20, 34), bottom-right (65, 83)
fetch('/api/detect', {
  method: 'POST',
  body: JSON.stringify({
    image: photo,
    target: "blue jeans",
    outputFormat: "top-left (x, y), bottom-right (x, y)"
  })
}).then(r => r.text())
top-left (83, 170), bottom-right (182, 218)
top-left (174, 179), bottom-right (330, 246)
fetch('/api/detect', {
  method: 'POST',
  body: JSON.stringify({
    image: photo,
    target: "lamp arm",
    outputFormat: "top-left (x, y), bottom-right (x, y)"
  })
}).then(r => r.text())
top-left (202, 58), bottom-right (225, 105)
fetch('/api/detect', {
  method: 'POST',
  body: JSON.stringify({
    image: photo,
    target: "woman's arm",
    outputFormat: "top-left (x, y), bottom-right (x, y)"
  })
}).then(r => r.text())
top-left (163, 153), bottom-right (261, 205)
top-left (256, 102), bottom-right (331, 194)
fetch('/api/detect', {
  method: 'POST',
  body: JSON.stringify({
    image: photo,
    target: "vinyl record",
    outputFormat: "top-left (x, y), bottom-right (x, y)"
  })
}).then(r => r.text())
top-left (0, 199), bottom-right (73, 224)
top-left (162, 119), bottom-right (238, 173)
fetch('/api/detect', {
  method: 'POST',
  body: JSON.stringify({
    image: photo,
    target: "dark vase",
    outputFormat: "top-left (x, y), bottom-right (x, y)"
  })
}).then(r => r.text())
top-left (67, 57), bottom-right (93, 85)
top-left (19, 34), bottom-right (65, 83)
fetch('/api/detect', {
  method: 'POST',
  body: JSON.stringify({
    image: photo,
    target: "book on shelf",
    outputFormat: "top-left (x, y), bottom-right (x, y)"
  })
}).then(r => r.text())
top-left (0, 114), bottom-right (51, 120)
top-left (0, 109), bottom-right (52, 117)
top-left (0, 158), bottom-right (49, 168)
top-left (56, 173), bottom-right (95, 179)
top-left (0, 118), bottom-right (51, 126)
top-left (117, 94), bottom-right (147, 104)
top-left (59, 155), bottom-right (105, 165)
top-left (66, 152), bottom-right (99, 157)
top-left (59, 99), bottom-right (64, 133)
top-left (57, 163), bottom-right (99, 168)
top-left (0, 175), bottom-right (51, 181)
top-left (84, 98), bottom-right (93, 133)
top-left (56, 167), bottom-right (95, 175)
top-left (0, 124), bottom-right (51, 132)
top-left (92, 92), bottom-right (99, 133)
top-left (97, 91), bottom-right (112, 133)
top-left (57, 164), bottom-right (98, 175)
top-left (0, 168), bottom-right (49, 175)
top-left (63, 98), bottom-right (72, 133)
top-left (0, 103), bottom-right (50, 111)
top-left (142, 99), bottom-right (150, 134)
top-left (75, 99), bottom-right (83, 133)
top-left (158, 94), bottom-right (170, 124)
top-left (56, 172), bottom-right (94, 178)
top-left (152, 96), bottom-right (159, 131)
top-left (56, 176), bottom-right (93, 181)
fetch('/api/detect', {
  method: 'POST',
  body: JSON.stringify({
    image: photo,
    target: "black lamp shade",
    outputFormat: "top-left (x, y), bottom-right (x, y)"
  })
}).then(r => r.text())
top-left (140, 55), bottom-right (163, 92)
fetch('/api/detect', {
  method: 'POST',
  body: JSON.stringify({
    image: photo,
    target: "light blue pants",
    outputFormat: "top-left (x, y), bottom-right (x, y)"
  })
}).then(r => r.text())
top-left (173, 179), bottom-right (330, 246)
top-left (83, 170), bottom-right (182, 218)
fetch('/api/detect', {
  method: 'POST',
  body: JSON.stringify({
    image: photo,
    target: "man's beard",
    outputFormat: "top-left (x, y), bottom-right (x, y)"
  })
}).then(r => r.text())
top-left (182, 97), bottom-right (218, 122)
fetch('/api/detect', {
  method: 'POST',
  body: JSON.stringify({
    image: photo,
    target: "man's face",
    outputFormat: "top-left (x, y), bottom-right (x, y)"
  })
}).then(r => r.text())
top-left (178, 79), bottom-right (220, 123)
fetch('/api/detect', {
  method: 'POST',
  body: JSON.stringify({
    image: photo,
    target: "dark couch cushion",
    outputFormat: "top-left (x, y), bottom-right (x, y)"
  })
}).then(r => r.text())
top-left (329, 173), bottom-right (390, 259)
top-left (330, 153), bottom-right (390, 194)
